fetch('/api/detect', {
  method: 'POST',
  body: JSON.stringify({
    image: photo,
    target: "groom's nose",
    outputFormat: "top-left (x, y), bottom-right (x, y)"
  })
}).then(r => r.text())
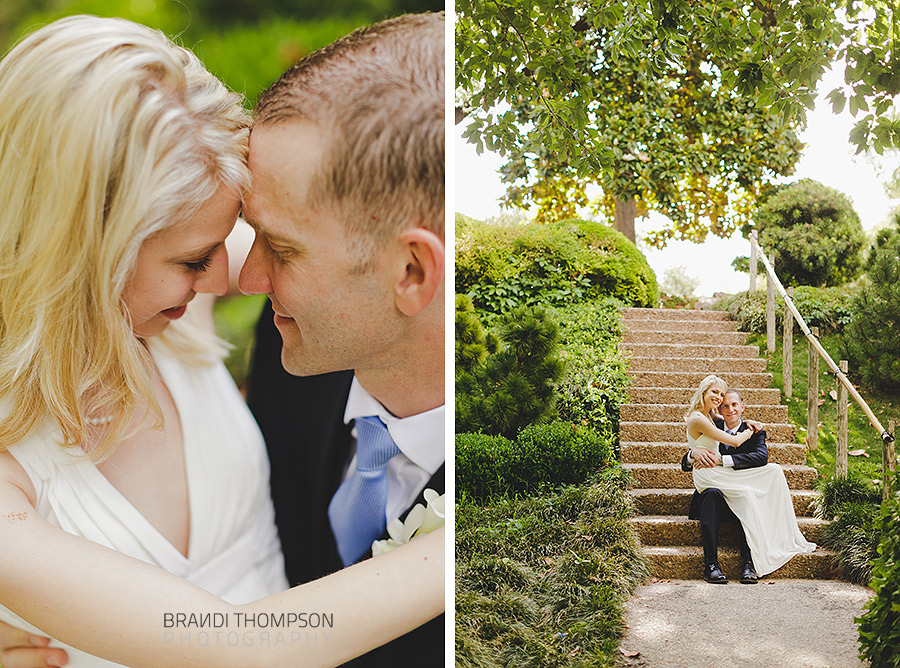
top-left (238, 232), bottom-right (274, 296)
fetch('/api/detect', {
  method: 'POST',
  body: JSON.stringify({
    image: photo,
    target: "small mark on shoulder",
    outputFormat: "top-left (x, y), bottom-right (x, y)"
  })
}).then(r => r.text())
top-left (2, 511), bottom-right (27, 523)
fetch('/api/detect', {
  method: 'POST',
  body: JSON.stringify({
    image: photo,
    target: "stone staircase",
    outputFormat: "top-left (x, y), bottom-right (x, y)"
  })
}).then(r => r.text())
top-left (619, 307), bottom-right (837, 579)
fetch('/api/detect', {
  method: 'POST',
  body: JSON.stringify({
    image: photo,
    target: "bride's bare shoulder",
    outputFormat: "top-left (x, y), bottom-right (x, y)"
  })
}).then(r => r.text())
top-left (0, 451), bottom-right (37, 508)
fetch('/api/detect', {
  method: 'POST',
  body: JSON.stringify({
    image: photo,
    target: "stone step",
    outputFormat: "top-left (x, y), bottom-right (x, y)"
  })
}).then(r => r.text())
top-left (620, 441), bottom-right (807, 466)
top-left (620, 342), bottom-right (760, 359)
top-left (642, 546), bottom-right (838, 580)
top-left (620, 403), bottom-right (788, 423)
top-left (623, 307), bottom-right (731, 321)
top-left (626, 387), bottom-right (782, 405)
top-left (625, 330), bottom-right (749, 346)
top-left (630, 371), bottom-right (773, 388)
top-left (620, 422), bottom-right (796, 443)
top-left (624, 321), bottom-right (740, 334)
top-left (626, 356), bottom-right (768, 373)
top-left (629, 488), bottom-right (820, 517)
top-left (632, 515), bottom-right (827, 547)
top-left (623, 463), bottom-right (818, 490)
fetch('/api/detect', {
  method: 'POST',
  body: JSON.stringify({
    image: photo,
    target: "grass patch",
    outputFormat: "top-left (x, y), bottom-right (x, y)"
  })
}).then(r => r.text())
top-left (455, 468), bottom-right (649, 668)
top-left (748, 331), bottom-right (900, 485)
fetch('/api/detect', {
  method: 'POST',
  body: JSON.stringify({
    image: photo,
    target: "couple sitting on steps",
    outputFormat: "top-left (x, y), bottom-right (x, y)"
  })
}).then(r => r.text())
top-left (681, 374), bottom-right (817, 584)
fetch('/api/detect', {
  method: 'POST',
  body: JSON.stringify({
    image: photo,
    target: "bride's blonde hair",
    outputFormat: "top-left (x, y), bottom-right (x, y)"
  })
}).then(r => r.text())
top-left (684, 374), bottom-right (727, 421)
top-left (0, 16), bottom-right (250, 460)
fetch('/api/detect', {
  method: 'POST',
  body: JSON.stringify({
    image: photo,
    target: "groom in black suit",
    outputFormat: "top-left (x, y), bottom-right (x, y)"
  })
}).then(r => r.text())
top-left (681, 389), bottom-right (767, 585)
top-left (240, 14), bottom-right (445, 668)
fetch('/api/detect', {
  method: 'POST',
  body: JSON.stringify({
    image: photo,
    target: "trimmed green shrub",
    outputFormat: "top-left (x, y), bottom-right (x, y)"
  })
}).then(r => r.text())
top-left (714, 285), bottom-right (856, 335)
top-left (857, 490), bottom-right (900, 666)
top-left (456, 472), bottom-right (649, 668)
top-left (456, 306), bottom-right (565, 438)
top-left (456, 422), bottom-right (613, 500)
top-left (732, 179), bottom-right (865, 287)
top-left (456, 214), bottom-right (658, 313)
top-left (846, 227), bottom-right (900, 390)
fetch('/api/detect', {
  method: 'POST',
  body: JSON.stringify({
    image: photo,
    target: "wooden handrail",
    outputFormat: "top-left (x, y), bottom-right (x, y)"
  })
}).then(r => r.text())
top-left (749, 232), bottom-right (895, 449)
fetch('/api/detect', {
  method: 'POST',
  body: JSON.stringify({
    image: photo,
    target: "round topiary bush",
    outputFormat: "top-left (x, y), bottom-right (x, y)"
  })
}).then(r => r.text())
top-left (740, 179), bottom-right (865, 287)
top-left (456, 214), bottom-right (658, 313)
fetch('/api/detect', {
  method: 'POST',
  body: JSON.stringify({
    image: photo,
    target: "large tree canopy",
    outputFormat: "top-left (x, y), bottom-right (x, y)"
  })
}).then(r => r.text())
top-left (456, 0), bottom-right (900, 246)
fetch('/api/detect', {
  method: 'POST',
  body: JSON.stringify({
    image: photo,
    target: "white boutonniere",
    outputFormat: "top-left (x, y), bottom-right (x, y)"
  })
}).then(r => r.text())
top-left (372, 488), bottom-right (446, 557)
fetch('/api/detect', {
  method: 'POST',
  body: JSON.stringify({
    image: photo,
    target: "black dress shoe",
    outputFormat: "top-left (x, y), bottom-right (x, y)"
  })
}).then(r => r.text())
top-left (704, 562), bottom-right (728, 583)
top-left (740, 561), bottom-right (758, 584)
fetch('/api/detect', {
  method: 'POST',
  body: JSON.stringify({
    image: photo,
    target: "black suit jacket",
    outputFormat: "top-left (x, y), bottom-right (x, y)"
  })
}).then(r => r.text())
top-left (680, 420), bottom-right (768, 519)
top-left (245, 301), bottom-right (444, 667)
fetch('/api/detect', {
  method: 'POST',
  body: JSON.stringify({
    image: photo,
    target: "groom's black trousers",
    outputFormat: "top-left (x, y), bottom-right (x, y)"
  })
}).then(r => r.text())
top-left (697, 488), bottom-right (751, 565)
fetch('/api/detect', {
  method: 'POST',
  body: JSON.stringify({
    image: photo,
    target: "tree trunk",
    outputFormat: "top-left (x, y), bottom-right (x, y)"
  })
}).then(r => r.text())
top-left (614, 198), bottom-right (637, 244)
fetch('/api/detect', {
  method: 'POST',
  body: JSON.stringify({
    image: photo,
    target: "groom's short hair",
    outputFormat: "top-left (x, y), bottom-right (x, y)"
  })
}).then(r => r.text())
top-left (253, 13), bottom-right (444, 257)
top-left (723, 388), bottom-right (743, 402)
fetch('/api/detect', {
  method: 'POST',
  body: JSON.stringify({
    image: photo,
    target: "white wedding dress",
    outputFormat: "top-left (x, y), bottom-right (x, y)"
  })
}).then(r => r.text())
top-left (0, 340), bottom-right (289, 666)
top-left (688, 427), bottom-right (816, 576)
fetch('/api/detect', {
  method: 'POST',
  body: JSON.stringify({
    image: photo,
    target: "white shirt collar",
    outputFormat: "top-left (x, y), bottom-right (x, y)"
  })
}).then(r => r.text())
top-left (343, 376), bottom-right (444, 474)
top-left (724, 419), bottom-right (743, 434)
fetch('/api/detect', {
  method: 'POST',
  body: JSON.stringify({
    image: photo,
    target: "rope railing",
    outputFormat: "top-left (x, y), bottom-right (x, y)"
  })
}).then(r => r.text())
top-left (748, 232), bottom-right (896, 494)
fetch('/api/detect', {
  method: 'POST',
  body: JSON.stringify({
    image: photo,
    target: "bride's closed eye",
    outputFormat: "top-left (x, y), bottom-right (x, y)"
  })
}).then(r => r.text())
top-left (184, 255), bottom-right (214, 272)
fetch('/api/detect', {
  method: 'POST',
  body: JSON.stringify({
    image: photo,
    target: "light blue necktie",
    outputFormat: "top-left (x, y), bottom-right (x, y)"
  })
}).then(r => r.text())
top-left (328, 415), bottom-right (401, 566)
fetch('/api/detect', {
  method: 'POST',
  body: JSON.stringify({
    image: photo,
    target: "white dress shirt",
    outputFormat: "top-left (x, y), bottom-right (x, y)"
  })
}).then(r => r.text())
top-left (342, 377), bottom-right (445, 523)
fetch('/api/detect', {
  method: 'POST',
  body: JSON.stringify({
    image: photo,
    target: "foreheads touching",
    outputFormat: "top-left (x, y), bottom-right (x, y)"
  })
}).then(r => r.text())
top-left (250, 12), bottom-right (444, 265)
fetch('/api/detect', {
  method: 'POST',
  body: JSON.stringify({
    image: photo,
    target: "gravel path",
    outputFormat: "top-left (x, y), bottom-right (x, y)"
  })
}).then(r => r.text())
top-left (618, 579), bottom-right (873, 668)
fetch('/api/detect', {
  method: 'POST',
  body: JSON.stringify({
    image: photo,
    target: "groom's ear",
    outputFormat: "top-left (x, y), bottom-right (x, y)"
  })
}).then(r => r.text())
top-left (392, 227), bottom-right (444, 317)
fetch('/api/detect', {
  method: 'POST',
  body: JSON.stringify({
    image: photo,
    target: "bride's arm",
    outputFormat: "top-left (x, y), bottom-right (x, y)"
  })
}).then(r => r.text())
top-left (0, 461), bottom-right (443, 668)
top-left (686, 414), bottom-right (752, 447)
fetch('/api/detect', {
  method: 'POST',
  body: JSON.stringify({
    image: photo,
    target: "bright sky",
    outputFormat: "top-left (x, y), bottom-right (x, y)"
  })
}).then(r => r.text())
top-left (454, 65), bottom-right (897, 298)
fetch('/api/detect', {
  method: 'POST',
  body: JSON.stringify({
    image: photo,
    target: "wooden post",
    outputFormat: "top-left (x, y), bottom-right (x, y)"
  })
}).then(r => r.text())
top-left (783, 286), bottom-right (793, 399)
top-left (749, 231), bottom-right (758, 293)
top-left (885, 421), bottom-right (896, 500)
top-left (807, 326), bottom-right (819, 451)
top-left (836, 360), bottom-right (849, 479)
top-left (766, 254), bottom-right (776, 353)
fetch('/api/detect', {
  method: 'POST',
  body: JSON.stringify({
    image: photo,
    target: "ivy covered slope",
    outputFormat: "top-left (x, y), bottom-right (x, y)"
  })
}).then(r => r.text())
top-left (456, 214), bottom-right (653, 667)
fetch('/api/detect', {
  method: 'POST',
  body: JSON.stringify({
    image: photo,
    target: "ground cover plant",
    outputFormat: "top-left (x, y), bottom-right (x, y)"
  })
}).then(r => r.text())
top-left (456, 469), bottom-right (649, 668)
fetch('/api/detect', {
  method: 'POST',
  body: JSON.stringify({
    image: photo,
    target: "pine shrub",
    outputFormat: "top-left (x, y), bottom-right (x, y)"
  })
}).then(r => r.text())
top-left (846, 227), bottom-right (900, 389)
top-left (456, 306), bottom-right (565, 438)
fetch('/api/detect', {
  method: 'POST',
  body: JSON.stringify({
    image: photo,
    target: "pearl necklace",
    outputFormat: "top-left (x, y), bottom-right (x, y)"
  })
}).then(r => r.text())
top-left (86, 414), bottom-right (113, 426)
